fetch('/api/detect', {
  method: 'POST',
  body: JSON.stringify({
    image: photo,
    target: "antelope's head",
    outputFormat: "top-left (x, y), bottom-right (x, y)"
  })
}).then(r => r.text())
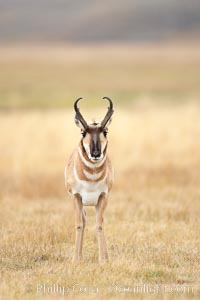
top-left (74, 97), bottom-right (114, 162)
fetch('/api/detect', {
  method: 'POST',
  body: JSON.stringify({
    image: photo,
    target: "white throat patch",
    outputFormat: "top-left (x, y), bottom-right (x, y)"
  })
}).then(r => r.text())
top-left (78, 147), bottom-right (107, 169)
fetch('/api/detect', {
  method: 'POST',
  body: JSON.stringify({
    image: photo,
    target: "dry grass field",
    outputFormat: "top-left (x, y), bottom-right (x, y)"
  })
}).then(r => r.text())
top-left (0, 45), bottom-right (200, 300)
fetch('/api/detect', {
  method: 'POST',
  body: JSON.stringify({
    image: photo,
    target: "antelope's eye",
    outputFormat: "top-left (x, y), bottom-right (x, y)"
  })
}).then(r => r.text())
top-left (81, 131), bottom-right (86, 138)
top-left (103, 131), bottom-right (108, 137)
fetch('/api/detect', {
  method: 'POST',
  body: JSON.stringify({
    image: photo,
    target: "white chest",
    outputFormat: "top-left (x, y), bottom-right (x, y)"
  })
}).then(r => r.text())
top-left (72, 166), bottom-right (108, 206)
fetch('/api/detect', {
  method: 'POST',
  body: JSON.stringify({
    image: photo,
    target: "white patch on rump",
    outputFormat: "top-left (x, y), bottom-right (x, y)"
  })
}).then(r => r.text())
top-left (72, 165), bottom-right (108, 206)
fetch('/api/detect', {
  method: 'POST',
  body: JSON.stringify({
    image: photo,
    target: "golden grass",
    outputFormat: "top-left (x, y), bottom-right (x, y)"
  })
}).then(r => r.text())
top-left (0, 101), bottom-right (200, 299)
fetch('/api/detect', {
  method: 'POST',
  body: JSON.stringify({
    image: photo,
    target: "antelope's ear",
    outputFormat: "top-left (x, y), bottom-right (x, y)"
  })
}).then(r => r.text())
top-left (74, 117), bottom-right (85, 130)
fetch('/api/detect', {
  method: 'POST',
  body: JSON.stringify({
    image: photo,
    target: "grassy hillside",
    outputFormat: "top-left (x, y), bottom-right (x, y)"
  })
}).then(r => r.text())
top-left (0, 44), bottom-right (200, 109)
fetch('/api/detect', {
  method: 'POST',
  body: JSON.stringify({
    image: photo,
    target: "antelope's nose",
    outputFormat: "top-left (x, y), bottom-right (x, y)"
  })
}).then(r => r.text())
top-left (92, 150), bottom-right (101, 158)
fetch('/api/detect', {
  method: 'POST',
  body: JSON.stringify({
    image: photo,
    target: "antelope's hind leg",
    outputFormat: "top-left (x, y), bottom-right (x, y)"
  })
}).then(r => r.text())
top-left (72, 194), bottom-right (85, 263)
top-left (96, 193), bottom-right (109, 263)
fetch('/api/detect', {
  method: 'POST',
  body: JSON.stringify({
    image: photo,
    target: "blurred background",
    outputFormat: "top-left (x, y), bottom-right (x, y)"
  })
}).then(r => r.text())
top-left (1, 0), bottom-right (200, 42)
top-left (0, 0), bottom-right (200, 108)
top-left (0, 0), bottom-right (200, 224)
top-left (0, 0), bottom-right (200, 215)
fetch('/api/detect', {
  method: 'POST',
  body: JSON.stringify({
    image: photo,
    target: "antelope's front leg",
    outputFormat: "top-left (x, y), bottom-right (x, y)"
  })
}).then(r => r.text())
top-left (96, 193), bottom-right (109, 263)
top-left (73, 194), bottom-right (85, 263)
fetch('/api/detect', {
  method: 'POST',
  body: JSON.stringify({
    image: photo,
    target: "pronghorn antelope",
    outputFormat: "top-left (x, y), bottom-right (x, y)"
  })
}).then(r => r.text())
top-left (65, 97), bottom-right (114, 263)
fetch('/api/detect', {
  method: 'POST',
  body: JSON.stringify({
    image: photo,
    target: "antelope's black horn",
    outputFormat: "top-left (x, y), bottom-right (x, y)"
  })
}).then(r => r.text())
top-left (101, 97), bottom-right (114, 128)
top-left (74, 97), bottom-right (88, 129)
top-left (74, 97), bottom-right (82, 113)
